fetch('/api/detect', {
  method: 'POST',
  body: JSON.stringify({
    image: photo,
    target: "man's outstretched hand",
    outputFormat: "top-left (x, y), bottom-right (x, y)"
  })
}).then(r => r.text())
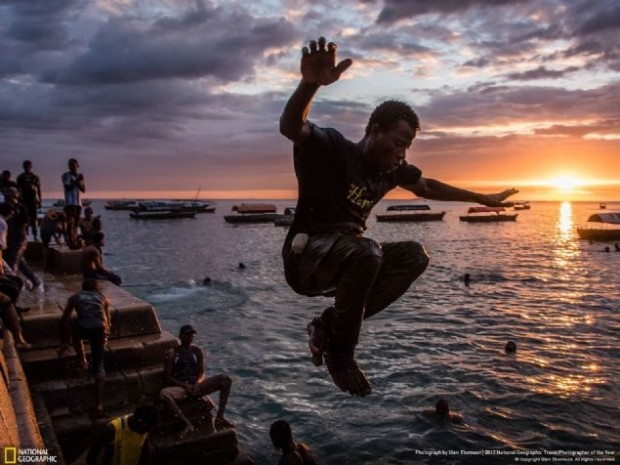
top-left (301, 36), bottom-right (352, 86)
top-left (480, 188), bottom-right (519, 207)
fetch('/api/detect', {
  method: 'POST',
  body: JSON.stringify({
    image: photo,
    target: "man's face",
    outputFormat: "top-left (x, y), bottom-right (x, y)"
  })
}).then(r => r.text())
top-left (180, 331), bottom-right (196, 344)
top-left (69, 160), bottom-right (79, 171)
top-left (365, 119), bottom-right (415, 173)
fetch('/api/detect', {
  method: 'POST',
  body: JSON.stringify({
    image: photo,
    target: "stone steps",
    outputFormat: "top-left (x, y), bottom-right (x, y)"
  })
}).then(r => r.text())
top-left (15, 246), bottom-right (253, 465)
top-left (20, 332), bottom-right (176, 382)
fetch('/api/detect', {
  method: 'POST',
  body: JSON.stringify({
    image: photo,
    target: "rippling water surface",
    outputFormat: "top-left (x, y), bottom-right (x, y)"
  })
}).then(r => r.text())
top-left (95, 200), bottom-right (619, 464)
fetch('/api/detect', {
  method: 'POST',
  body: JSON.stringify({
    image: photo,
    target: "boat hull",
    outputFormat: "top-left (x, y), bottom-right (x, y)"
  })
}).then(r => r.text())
top-left (577, 228), bottom-right (620, 241)
top-left (224, 213), bottom-right (280, 223)
top-left (459, 214), bottom-right (518, 222)
top-left (130, 210), bottom-right (196, 219)
top-left (376, 212), bottom-right (445, 222)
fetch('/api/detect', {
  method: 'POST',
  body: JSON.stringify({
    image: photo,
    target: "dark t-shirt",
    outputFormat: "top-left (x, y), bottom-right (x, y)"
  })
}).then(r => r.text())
top-left (16, 172), bottom-right (40, 203)
top-left (171, 346), bottom-right (200, 384)
top-left (285, 123), bottom-right (422, 246)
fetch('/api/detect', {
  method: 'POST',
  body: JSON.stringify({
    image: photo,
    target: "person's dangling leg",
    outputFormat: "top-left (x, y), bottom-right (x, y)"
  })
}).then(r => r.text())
top-left (364, 241), bottom-right (429, 319)
top-left (320, 237), bottom-right (383, 397)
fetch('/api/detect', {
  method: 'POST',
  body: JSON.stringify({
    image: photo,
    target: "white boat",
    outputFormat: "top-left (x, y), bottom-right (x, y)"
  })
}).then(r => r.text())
top-left (577, 212), bottom-right (620, 241)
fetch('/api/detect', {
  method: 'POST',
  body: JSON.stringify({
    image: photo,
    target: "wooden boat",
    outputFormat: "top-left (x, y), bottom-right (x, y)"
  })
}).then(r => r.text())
top-left (225, 203), bottom-right (279, 223)
top-left (105, 200), bottom-right (139, 210)
top-left (273, 207), bottom-right (296, 226)
top-left (130, 209), bottom-right (196, 220)
top-left (128, 201), bottom-right (212, 214)
top-left (600, 202), bottom-right (607, 209)
top-left (459, 206), bottom-right (517, 222)
top-left (577, 212), bottom-right (620, 241)
top-left (167, 200), bottom-right (215, 213)
top-left (514, 201), bottom-right (531, 210)
top-left (376, 211), bottom-right (446, 222)
top-left (231, 203), bottom-right (277, 214)
top-left (386, 204), bottom-right (431, 211)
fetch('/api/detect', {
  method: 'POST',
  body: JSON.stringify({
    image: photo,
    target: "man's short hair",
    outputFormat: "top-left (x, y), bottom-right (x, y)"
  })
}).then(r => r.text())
top-left (1, 170), bottom-right (10, 178)
top-left (68, 158), bottom-right (79, 167)
top-left (270, 419), bottom-right (293, 450)
top-left (365, 100), bottom-right (420, 136)
top-left (23, 160), bottom-right (32, 169)
top-left (179, 324), bottom-right (197, 336)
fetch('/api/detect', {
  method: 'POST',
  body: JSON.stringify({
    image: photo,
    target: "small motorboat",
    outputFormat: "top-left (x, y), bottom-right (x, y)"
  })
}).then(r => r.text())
top-left (459, 207), bottom-right (517, 223)
top-left (577, 212), bottom-right (620, 241)
top-left (376, 209), bottom-right (446, 222)
top-left (514, 201), bottom-right (531, 210)
top-left (386, 204), bottom-right (431, 212)
top-left (225, 203), bottom-right (279, 223)
top-left (273, 207), bottom-right (296, 227)
top-left (129, 209), bottom-right (196, 220)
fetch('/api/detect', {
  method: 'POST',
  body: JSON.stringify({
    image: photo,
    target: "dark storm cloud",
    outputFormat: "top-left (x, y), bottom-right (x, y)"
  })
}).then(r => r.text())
top-left (505, 66), bottom-right (581, 81)
top-left (1, 0), bottom-right (79, 49)
top-left (45, 5), bottom-right (296, 85)
top-left (416, 82), bottom-right (620, 133)
top-left (373, 0), bottom-right (620, 75)
top-left (376, 0), bottom-right (526, 24)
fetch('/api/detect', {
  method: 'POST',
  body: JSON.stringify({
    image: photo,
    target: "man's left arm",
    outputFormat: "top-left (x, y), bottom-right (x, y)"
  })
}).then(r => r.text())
top-left (404, 177), bottom-right (518, 207)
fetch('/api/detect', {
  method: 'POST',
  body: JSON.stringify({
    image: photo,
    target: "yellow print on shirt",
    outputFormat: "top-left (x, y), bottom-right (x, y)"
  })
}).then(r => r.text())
top-left (347, 184), bottom-right (375, 211)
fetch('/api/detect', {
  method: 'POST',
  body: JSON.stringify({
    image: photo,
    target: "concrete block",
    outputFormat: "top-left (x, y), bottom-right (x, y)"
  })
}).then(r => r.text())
top-left (110, 304), bottom-right (161, 338)
top-left (136, 365), bottom-right (165, 397)
top-left (152, 428), bottom-right (239, 465)
top-left (47, 247), bottom-right (83, 275)
top-left (107, 332), bottom-right (177, 368)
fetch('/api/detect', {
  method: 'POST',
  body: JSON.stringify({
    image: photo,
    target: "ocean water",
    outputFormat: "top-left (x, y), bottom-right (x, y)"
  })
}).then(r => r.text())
top-left (95, 200), bottom-right (619, 464)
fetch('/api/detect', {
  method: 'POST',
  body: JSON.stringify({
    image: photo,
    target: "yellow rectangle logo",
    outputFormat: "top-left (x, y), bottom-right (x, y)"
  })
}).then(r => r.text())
top-left (4, 447), bottom-right (17, 464)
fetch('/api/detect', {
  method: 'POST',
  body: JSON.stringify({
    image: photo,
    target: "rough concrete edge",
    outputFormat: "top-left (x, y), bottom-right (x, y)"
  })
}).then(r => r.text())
top-left (31, 390), bottom-right (66, 465)
top-left (4, 330), bottom-right (45, 449)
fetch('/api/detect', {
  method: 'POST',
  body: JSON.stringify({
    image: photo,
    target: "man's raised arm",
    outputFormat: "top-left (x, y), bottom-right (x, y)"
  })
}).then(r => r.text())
top-left (406, 177), bottom-right (518, 207)
top-left (280, 36), bottom-right (352, 145)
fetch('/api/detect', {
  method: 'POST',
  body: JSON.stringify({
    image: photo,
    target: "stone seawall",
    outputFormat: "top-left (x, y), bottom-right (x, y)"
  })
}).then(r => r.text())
top-left (1, 244), bottom-right (253, 465)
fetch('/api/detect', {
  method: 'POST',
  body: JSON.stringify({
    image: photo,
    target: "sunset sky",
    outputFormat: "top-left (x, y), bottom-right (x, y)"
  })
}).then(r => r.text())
top-left (1, 0), bottom-right (619, 201)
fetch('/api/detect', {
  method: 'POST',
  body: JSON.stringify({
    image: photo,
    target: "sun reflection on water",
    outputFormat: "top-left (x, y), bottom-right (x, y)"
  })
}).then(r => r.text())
top-left (553, 202), bottom-right (580, 269)
top-left (557, 201), bottom-right (573, 238)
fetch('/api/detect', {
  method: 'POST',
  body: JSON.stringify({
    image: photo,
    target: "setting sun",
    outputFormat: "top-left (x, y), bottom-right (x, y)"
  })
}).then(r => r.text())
top-left (548, 175), bottom-right (586, 193)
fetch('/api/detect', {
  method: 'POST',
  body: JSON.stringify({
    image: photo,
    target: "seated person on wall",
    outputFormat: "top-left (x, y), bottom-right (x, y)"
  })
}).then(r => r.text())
top-left (79, 206), bottom-right (102, 245)
top-left (81, 231), bottom-right (122, 285)
top-left (160, 324), bottom-right (234, 439)
top-left (59, 278), bottom-right (111, 414)
top-left (87, 404), bottom-right (158, 465)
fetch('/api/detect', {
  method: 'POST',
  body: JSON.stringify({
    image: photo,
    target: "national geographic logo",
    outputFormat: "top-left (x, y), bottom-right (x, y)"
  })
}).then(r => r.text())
top-left (2, 448), bottom-right (58, 463)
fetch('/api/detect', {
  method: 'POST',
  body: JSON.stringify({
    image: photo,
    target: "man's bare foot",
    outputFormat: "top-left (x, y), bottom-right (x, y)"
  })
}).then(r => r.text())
top-left (324, 348), bottom-right (372, 397)
top-left (179, 423), bottom-right (195, 439)
top-left (201, 395), bottom-right (215, 411)
top-left (307, 317), bottom-right (329, 366)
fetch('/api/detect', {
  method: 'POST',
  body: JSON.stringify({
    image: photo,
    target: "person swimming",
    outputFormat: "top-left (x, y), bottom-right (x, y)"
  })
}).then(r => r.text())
top-left (505, 340), bottom-right (517, 354)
